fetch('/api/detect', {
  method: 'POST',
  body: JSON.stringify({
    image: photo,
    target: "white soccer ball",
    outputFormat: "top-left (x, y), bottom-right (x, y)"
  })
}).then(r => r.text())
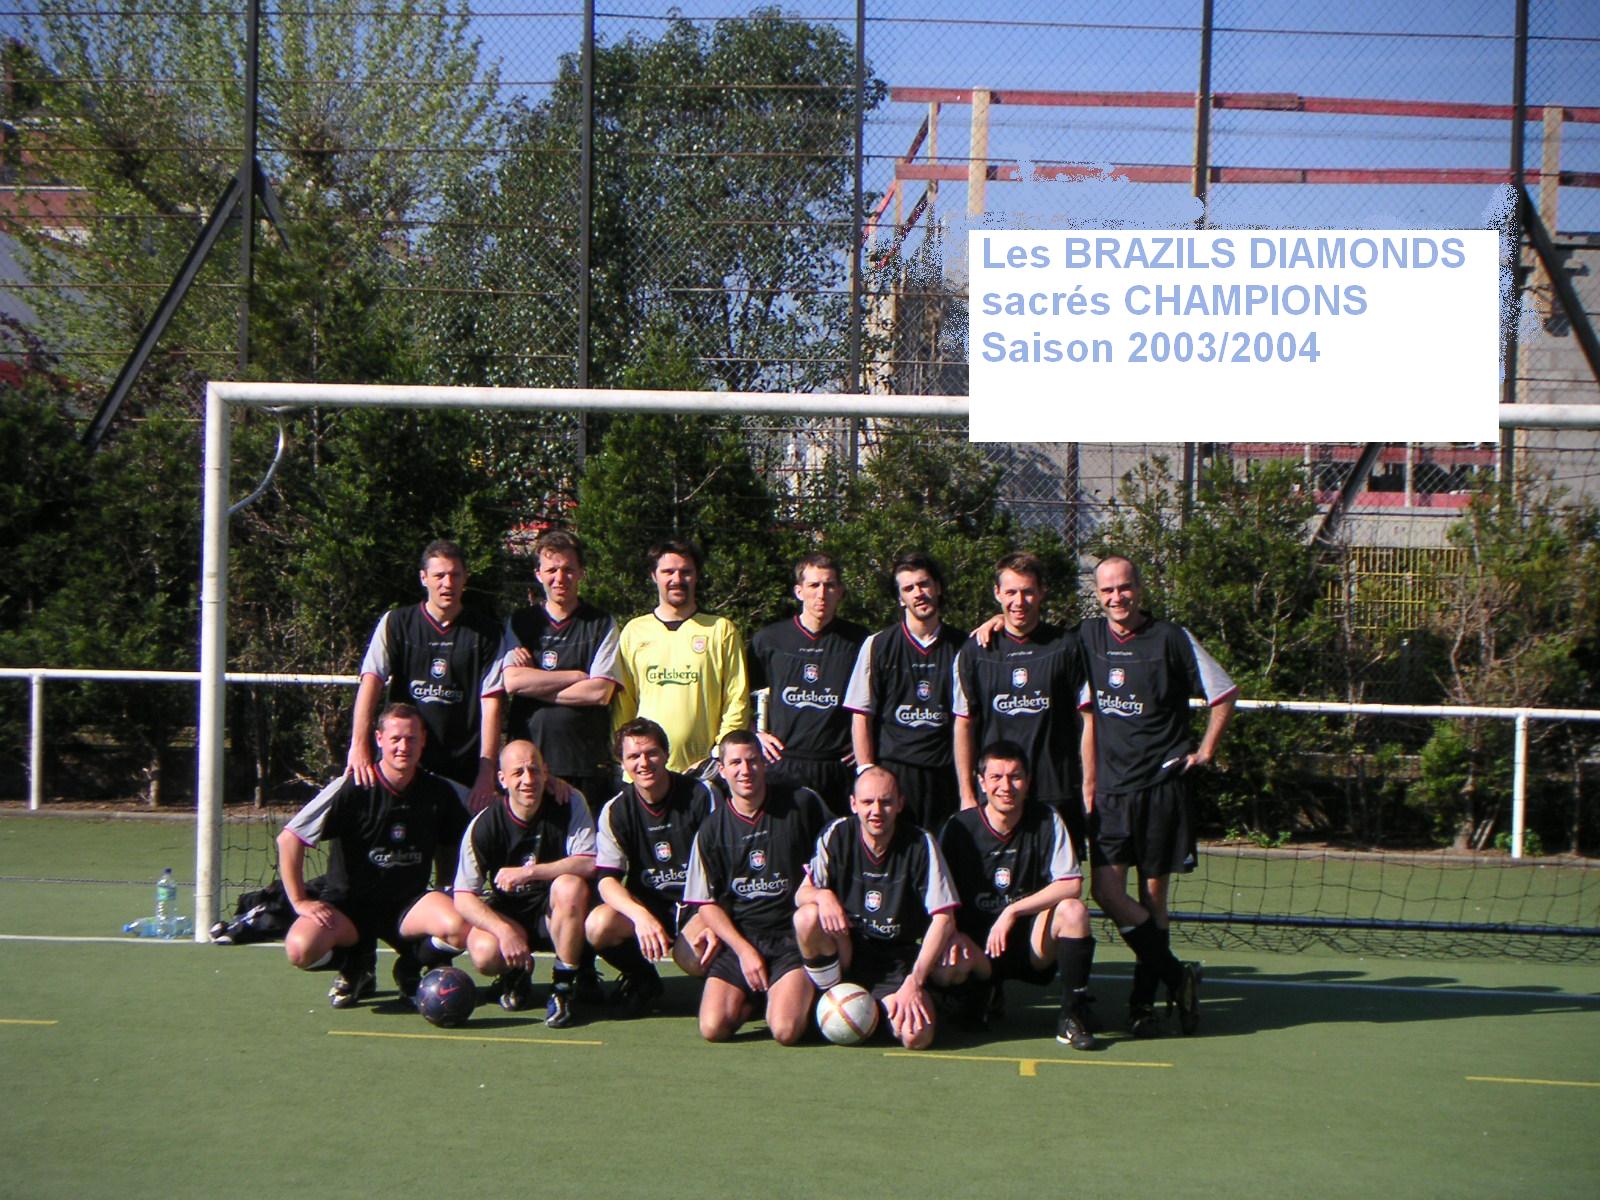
top-left (816, 982), bottom-right (879, 1045)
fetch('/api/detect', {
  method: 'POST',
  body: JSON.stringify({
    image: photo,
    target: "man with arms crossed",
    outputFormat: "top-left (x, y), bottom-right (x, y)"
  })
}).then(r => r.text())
top-left (614, 539), bottom-right (751, 774)
top-left (748, 552), bottom-right (868, 814)
top-left (794, 766), bottom-right (958, 1050)
top-left (936, 740), bottom-right (1097, 1049)
top-left (586, 718), bottom-right (720, 1016)
top-left (952, 553), bottom-right (1093, 851)
top-left (1081, 555), bottom-right (1236, 1037)
top-left (682, 730), bottom-right (829, 1044)
top-left (453, 739), bottom-right (596, 1027)
top-left (500, 529), bottom-right (620, 812)
top-left (279, 703), bottom-right (468, 1008)
top-left (845, 552), bottom-right (965, 832)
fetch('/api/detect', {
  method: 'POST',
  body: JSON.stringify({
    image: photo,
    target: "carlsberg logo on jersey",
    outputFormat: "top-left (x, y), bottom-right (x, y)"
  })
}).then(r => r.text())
top-left (781, 686), bottom-right (838, 710)
top-left (893, 704), bottom-right (945, 728)
top-left (645, 665), bottom-right (700, 686)
top-left (1097, 691), bottom-right (1145, 717)
top-left (410, 679), bottom-right (465, 705)
top-left (732, 876), bottom-right (790, 899)
top-left (993, 693), bottom-right (1050, 715)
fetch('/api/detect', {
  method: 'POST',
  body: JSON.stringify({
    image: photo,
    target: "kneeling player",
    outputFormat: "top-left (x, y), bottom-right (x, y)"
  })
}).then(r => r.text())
top-left (935, 740), bottom-right (1097, 1049)
top-left (795, 766), bottom-right (958, 1050)
top-left (585, 719), bottom-right (720, 1015)
top-left (682, 730), bottom-right (829, 1045)
top-left (278, 704), bottom-right (468, 1008)
top-left (453, 740), bottom-right (596, 1027)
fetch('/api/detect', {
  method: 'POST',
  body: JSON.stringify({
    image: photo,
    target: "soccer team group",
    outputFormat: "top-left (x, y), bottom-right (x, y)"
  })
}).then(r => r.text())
top-left (277, 531), bottom-right (1237, 1050)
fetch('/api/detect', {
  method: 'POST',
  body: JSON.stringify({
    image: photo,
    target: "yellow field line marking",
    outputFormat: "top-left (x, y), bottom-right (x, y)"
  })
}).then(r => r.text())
top-left (329, 1029), bottom-right (602, 1047)
top-left (885, 1050), bottom-right (1173, 1078)
top-left (1467, 1075), bottom-right (1600, 1090)
top-left (0, 1018), bottom-right (58, 1026)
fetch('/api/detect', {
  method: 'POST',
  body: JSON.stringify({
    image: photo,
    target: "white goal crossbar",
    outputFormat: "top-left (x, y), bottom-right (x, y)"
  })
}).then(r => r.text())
top-left (193, 382), bottom-right (1595, 937)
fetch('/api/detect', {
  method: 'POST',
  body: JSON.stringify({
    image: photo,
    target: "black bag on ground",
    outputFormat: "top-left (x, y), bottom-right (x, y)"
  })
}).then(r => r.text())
top-left (209, 875), bottom-right (326, 944)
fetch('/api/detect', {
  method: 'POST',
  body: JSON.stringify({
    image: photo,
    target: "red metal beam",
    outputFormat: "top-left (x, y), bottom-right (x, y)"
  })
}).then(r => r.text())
top-left (889, 86), bottom-right (1600, 124)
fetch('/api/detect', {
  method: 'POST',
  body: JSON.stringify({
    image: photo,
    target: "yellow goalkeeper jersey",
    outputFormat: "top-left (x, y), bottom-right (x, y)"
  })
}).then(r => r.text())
top-left (613, 611), bottom-right (752, 772)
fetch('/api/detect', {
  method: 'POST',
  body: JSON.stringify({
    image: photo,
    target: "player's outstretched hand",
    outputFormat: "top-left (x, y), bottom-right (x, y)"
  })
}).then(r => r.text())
top-left (549, 777), bottom-right (576, 806)
top-left (816, 890), bottom-right (851, 936)
top-left (497, 927), bottom-right (532, 971)
top-left (346, 744), bottom-right (377, 788)
top-left (635, 914), bottom-right (672, 962)
top-left (493, 865), bottom-right (535, 893)
top-left (738, 946), bottom-right (770, 992)
top-left (885, 981), bottom-right (932, 1039)
top-left (985, 907), bottom-right (1017, 959)
top-left (970, 614), bottom-right (1004, 648)
top-left (756, 730), bottom-right (785, 763)
top-left (689, 923), bottom-right (721, 970)
top-left (293, 899), bottom-right (338, 929)
top-left (467, 760), bottom-right (499, 811)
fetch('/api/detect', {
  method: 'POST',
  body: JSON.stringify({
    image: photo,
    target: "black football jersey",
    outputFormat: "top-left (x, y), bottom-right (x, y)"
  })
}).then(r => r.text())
top-left (952, 622), bottom-right (1088, 803)
top-left (453, 792), bottom-right (596, 920)
top-left (501, 600), bottom-right (621, 776)
top-left (843, 621), bottom-right (965, 767)
top-left (594, 772), bottom-right (717, 902)
top-left (285, 769), bottom-right (465, 908)
top-left (806, 815), bottom-right (958, 947)
top-left (1078, 615), bottom-right (1236, 793)
top-left (748, 616), bottom-right (868, 760)
top-left (360, 602), bottom-right (504, 782)
top-left (939, 802), bottom-right (1079, 941)
top-left (683, 783), bottom-right (829, 937)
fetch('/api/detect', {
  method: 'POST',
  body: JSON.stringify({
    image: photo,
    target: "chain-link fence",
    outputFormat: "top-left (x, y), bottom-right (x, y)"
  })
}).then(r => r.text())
top-left (1, 3), bottom-right (1597, 841)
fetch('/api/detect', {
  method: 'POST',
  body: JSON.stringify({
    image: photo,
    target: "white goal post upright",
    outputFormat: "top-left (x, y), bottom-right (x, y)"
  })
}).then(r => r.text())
top-left (194, 381), bottom-right (968, 937)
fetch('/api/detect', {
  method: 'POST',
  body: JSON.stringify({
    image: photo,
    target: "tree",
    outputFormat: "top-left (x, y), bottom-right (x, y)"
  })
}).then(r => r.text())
top-left (1412, 485), bottom-right (1600, 851)
top-left (1090, 455), bottom-right (1342, 839)
top-left (420, 6), bottom-right (884, 393)
top-left (12, 0), bottom-right (496, 399)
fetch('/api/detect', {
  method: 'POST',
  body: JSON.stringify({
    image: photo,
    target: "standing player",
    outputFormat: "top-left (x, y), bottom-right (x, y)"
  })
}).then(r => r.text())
top-left (586, 718), bottom-right (721, 1016)
top-left (935, 740), bottom-right (1097, 1049)
top-left (794, 766), bottom-right (958, 1050)
top-left (845, 552), bottom-right (966, 832)
top-left (347, 539), bottom-right (504, 822)
top-left (1081, 555), bottom-right (1236, 1037)
top-left (500, 529), bottom-right (621, 812)
top-left (748, 552), bottom-right (868, 814)
top-left (952, 553), bottom-right (1093, 849)
top-left (682, 730), bottom-right (829, 1044)
top-left (453, 740), bottom-right (596, 1027)
top-left (613, 540), bottom-right (751, 774)
top-left (278, 703), bottom-right (468, 1008)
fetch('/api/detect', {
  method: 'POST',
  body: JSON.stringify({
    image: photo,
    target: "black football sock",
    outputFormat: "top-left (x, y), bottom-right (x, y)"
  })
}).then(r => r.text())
top-left (552, 959), bottom-right (578, 991)
top-left (1056, 936), bottom-right (1095, 1010)
top-left (598, 937), bottom-right (651, 978)
top-left (1120, 920), bottom-right (1177, 1005)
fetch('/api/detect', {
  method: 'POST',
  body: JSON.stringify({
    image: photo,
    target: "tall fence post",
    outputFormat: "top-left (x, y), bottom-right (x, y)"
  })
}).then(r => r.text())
top-left (1511, 711), bottom-right (1529, 859)
top-left (29, 673), bottom-right (44, 811)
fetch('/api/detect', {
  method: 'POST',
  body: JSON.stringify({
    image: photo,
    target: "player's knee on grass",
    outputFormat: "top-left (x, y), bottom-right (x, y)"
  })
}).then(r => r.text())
top-left (698, 981), bottom-right (748, 1042)
top-left (893, 1009), bottom-right (935, 1051)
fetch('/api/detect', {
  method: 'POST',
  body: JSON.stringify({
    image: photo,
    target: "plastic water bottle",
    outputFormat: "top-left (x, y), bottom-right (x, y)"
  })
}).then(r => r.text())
top-left (155, 868), bottom-right (178, 936)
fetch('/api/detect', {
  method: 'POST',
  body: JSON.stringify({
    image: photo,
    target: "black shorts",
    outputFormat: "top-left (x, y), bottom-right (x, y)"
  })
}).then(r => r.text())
top-left (846, 935), bottom-right (919, 1001)
top-left (882, 759), bottom-right (960, 833)
top-left (707, 928), bottom-right (806, 995)
top-left (626, 889), bottom-right (687, 938)
top-left (323, 889), bottom-right (431, 948)
top-left (987, 925), bottom-right (1057, 987)
top-left (1033, 794), bottom-right (1089, 863)
top-left (488, 895), bottom-right (560, 952)
top-left (1089, 776), bottom-right (1196, 877)
top-left (767, 756), bottom-right (853, 816)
